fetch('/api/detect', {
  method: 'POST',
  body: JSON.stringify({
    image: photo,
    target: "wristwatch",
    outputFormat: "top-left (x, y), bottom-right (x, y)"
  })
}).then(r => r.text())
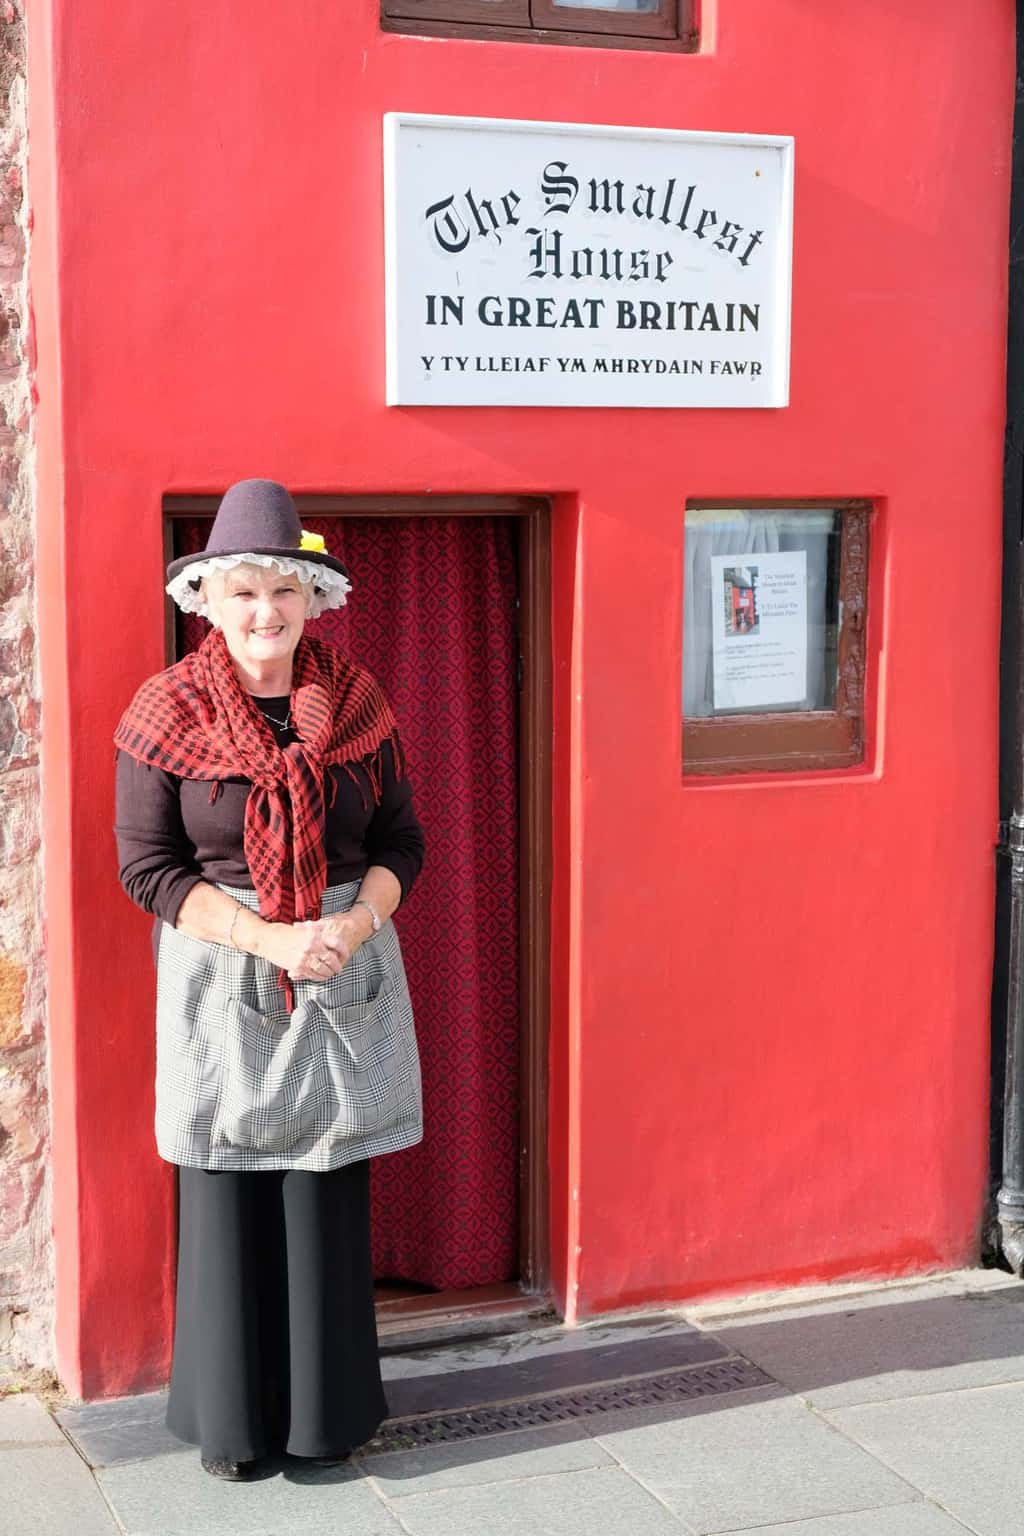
top-left (352, 898), bottom-right (382, 936)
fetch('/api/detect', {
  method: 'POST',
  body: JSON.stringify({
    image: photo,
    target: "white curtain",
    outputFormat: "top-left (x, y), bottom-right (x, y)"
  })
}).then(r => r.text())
top-left (683, 510), bottom-right (835, 717)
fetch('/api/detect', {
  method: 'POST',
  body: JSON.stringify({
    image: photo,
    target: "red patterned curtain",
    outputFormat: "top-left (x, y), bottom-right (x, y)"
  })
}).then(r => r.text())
top-left (175, 515), bottom-right (521, 1289)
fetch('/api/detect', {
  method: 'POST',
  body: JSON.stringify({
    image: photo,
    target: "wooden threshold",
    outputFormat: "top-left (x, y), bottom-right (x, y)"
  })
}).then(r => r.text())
top-left (375, 1282), bottom-right (556, 1348)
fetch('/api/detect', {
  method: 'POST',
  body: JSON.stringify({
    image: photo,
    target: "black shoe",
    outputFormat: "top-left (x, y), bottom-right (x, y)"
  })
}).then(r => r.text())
top-left (309, 1451), bottom-right (352, 1467)
top-left (200, 1455), bottom-right (258, 1481)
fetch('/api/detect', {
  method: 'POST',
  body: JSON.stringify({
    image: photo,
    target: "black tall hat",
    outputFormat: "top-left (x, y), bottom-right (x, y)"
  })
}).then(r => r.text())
top-left (165, 479), bottom-right (350, 588)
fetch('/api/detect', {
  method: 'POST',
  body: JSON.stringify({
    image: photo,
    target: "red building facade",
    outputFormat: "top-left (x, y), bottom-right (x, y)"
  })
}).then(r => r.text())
top-left (26, 0), bottom-right (1013, 1397)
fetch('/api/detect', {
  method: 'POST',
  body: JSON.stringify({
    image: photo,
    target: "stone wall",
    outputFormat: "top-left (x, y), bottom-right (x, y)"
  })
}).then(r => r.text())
top-left (0, 0), bottom-right (52, 1378)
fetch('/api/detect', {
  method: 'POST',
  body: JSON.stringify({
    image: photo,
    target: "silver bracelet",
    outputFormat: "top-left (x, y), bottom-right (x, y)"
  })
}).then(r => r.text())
top-left (352, 898), bottom-right (381, 936)
top-left (228, 904), bottom-right (245, 951)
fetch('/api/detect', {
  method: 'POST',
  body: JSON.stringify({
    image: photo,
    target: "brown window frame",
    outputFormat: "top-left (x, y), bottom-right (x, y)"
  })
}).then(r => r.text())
top-left (383, 0), bottom-right (529, 26)
top-left (381, 0), bottom-right (697, 52)
top-left (682, 500), bottom-right (871, 778)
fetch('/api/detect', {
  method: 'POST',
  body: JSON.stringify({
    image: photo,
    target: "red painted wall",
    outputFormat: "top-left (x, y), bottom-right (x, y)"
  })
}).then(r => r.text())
top-left (28, 0), bottom-right (1012, 1395)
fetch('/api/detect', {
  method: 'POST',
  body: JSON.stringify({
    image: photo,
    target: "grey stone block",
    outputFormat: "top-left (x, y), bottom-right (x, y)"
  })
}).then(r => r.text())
top-left (829, 1379), bottom-right (1024, 1536)
top-left (0, 1393), bottom-right (64, 1445)
top-left (57, 1389), bottom-right (182, 1468)
top-left (384, 1327), bottom-right (727, 1417)
top-left (364, 1421), bottom-right (613, 1496)
top-left (389, 1463), bottom-right (688, 1536)
top-left (717, 1505), bottom-right (974, 1536)
top-left (381, 1312), bottom-right (705, 1381)
top-left (97, 1450), bottom-right (404, 1536)
top-left (712, 1289), bottom-right (1024, 1409)
top-left (0, 1446), bottom-right (120, 1535)
top-left (594, 1388), bottom-right (918, 1534)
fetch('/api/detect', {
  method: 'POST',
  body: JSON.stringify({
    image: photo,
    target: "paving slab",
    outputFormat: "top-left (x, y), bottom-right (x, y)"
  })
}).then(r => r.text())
top-left (829, 1378), bottom-right (1024, 1536)
top-left (0, 1445), bottom-right (120, 1535)
top-left (711, 1286), bottom-right (1024, 1408)
top-left (386, 1462), bottom-right (689, 1536)
top-left (712, 1505), bottom-right (974, 1536)
top-left (593, 1386), bottom-right (918, 1535)
top-left (96, 1449), bottom-right (403, 1536)
top-left (364, 1420), bottom-right (613, 1496)
top-left (58, 1388), bottom-right (182, 1468)
top-left (0, 1391), bottom-right (65, 1444)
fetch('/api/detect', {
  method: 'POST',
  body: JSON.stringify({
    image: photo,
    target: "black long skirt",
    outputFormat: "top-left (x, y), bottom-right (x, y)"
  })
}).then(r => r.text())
top-left (166, 1160), bottom-right (389, 1462)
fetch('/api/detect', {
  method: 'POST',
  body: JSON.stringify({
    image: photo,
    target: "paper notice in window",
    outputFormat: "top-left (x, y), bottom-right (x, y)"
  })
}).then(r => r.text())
top-left (710, 550), bottom-right (808, 711)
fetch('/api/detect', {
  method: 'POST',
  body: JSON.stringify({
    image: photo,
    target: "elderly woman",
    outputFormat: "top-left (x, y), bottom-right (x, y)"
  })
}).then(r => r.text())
top-left (113, 479), bottom-right (424, 1480)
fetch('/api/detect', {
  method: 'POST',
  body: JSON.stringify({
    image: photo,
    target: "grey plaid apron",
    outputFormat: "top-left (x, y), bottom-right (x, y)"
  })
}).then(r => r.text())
top-left (154, 880), bottom-right (423, 1171)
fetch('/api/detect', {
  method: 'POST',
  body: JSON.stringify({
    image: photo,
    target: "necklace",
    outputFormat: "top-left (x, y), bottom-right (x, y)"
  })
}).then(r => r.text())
top-left (257, 702), bottom-right (292, 731)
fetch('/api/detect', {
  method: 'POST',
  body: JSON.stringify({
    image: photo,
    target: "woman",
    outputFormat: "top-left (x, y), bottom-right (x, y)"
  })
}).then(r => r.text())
top-left (113, 479), bottom-right (425, 1480)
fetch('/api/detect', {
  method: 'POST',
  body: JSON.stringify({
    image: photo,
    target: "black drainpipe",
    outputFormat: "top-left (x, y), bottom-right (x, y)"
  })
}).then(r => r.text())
top-left (994, 0), bottom-right (1024, 1271)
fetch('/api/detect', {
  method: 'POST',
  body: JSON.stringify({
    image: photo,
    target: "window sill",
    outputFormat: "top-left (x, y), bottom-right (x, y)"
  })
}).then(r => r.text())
top-left (380, 17), bottom-right (698, 50)
top-left (681, 759), bottom-right (881, 791)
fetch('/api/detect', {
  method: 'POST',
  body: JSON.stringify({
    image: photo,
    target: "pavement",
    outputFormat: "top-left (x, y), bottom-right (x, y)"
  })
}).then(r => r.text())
top-left (5, 1267), bottom-right (1024, 1535)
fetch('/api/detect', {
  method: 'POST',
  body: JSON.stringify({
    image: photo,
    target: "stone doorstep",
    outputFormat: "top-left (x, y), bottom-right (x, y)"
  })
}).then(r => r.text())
top-left (382, 1320), bottom-right (730, 1415)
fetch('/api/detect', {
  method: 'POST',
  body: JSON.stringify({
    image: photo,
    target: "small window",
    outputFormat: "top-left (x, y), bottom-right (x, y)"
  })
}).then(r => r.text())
top-left (381, 0), bottom-right (695, 50)
top-left (682, 502), bottom-right (870, 776)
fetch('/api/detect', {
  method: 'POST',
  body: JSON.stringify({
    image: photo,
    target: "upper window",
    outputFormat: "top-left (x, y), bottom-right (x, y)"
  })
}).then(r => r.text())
top-left (381, 0), bottom-right (696, 50)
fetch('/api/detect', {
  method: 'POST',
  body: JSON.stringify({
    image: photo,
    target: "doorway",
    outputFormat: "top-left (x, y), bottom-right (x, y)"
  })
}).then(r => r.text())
top-left (165, 495), bottom-right (552, 1333)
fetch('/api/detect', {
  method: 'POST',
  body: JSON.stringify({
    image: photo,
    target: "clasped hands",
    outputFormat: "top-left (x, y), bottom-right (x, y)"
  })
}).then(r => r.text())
top-left (263, 911), bottom-right (370, 983)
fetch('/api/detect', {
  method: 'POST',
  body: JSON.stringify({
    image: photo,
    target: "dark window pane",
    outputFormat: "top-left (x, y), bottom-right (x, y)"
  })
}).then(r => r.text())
top-left (683, 509), bottom-right (841, 718)
top-left (532, 0), bottom-right (678, 34)
top-left (552, 0), bottom-right (659, 10)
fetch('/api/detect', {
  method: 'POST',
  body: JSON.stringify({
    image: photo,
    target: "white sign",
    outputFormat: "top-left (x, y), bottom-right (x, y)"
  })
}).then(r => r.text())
top-left (384, 113), bottom-right (793, 409)
top-left (710, 550), bottom-right (807, 710)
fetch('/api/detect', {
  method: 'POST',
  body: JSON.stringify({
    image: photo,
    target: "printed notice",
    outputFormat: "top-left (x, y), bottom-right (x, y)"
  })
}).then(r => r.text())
top-left (710, 550), bottom-right (807, 710)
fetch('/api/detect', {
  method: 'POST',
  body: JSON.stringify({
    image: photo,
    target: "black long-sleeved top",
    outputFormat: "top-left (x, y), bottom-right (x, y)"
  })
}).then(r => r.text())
top-left (115, 698), bottom-right (425, 928)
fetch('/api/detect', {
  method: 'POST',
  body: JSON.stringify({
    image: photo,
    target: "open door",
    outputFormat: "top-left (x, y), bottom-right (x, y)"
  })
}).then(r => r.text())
top-left (167, 496), bottom-right (552, 1333)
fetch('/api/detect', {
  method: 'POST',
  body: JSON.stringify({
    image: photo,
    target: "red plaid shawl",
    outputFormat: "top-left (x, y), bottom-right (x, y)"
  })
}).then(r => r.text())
top-left (115, 626), bottom-right (402, 927)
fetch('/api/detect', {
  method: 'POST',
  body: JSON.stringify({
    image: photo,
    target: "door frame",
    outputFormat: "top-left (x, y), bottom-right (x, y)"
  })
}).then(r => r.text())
top-left (163, 493), bottom-right (554, 1324)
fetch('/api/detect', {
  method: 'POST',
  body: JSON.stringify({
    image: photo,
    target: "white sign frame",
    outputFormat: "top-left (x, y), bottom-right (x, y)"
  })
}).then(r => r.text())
top-left (384, 112), bottom-right (794, 409)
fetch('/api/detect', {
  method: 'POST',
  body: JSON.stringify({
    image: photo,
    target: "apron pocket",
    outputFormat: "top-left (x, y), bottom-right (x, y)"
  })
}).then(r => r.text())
top-left (313, 976), bottom-right (401, 1136)
top-left (215, 998), bottom-right (321, 1154)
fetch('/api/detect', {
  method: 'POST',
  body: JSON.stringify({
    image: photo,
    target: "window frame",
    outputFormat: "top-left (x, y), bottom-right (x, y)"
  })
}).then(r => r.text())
top-left (382, 0), bottom-right (529, 25)
top-left (682, 500), bottom-right (871, 778)
top-left (381, 0), bottom-right (696, 51)
top-left (530, 0), bottom-right (680, 41)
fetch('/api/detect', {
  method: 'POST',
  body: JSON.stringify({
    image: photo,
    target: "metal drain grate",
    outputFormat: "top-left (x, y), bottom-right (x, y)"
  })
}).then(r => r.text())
top-left (365, 1357), bottom-right (773, 1454)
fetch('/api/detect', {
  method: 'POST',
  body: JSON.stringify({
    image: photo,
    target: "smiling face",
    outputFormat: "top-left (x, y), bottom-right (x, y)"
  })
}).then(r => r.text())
top-left (203, 561), bottom-right (309, 677)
